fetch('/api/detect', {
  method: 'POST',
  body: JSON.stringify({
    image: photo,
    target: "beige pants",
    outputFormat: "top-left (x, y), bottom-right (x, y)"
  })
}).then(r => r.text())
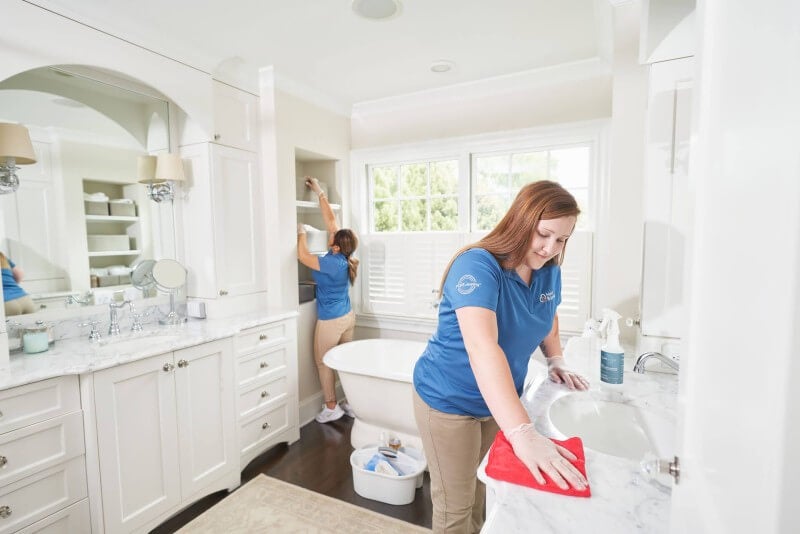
top-left (5, 295), bottom-right (35, 316)
top-left (313, 310), bottom-right (355, 403)
top-left (413, 390), bottom-right (499, 534)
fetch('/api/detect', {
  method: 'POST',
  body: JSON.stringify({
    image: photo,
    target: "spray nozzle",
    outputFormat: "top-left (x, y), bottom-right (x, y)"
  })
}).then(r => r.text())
top-left (599, 308), bottom-right (622, 339)
top-left (582, 318), bottom-right (600, 337)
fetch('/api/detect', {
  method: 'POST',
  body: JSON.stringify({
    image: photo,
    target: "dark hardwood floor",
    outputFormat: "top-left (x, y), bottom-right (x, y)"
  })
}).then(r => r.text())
top-left (150, 415), bottom-right (432, 533)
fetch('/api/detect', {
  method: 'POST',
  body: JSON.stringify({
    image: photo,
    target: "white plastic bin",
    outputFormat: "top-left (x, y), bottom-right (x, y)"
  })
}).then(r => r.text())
top-left (350, 446), bottom-right (426, 505)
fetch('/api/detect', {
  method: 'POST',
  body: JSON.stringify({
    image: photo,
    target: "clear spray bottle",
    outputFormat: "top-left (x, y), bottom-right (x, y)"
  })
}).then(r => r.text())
top-left (599, 308), bottom-right (624, 384)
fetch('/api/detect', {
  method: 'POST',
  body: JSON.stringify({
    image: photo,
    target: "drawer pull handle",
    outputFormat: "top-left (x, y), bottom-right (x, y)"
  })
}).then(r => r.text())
top-left (163, 363), bottom-right (174, 372)
top-left (259, 334), bottom-right (268, 341)
top-left (0, 506), bottom-right (11, 519)
top-left (0, 456), bottom-right (6, 468)
top-left (177, 359), bottom-right (189, 368)
top-left (259, 362), bottom-right (269, 369)
top-left (262, 422), bottom-right (271, 430)
top-left (261, 391), bottom-right (268, 398)
top-left (219, 289), bottom-right (228, 296)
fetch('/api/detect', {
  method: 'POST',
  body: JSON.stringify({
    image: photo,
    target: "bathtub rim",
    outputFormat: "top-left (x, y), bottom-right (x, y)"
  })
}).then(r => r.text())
top-left (323, 338), bottom-right (427, 383)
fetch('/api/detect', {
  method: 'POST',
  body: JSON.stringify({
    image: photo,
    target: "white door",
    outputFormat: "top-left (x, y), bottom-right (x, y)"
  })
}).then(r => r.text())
top-left (210, 145), bottom-right (265, 297)
top-left (670, 3), bottom-right (800, 533)
top-left (94, 354), bottom-right (180, 533)
top-left (174, 338), bottom-right (237, 497)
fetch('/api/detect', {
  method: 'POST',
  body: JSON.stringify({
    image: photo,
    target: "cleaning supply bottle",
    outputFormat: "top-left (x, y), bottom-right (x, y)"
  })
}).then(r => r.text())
top-left (599, 308), bottom-right (624, 384)
top-left (563, 318), bottom-right (601, 378)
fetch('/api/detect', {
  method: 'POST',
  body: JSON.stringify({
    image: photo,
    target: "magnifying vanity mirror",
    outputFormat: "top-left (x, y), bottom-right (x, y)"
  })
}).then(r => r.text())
top-left (0, 65), bottom-right (177, 319)
top-left (151, 258), bottom-right (187, 325)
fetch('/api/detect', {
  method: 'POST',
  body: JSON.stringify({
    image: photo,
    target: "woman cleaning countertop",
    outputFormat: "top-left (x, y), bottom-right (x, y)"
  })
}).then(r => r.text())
top-left (478, 351), bottom-right (678, 533)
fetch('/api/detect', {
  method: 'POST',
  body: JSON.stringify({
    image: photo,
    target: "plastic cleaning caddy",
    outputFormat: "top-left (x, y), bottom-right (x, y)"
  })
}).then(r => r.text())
top-left (350, 446), bottom-right (426, 505)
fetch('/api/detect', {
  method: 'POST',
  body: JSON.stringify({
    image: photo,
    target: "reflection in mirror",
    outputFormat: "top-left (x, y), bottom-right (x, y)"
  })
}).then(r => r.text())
top-left (152, 258), bottom-right (187, 325)
top-left (0, 65), bottom-right (174, 319)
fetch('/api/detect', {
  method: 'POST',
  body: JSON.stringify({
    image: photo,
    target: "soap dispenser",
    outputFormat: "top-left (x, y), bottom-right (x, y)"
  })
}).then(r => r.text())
top-left (599, 308), bottom-right (624, 384)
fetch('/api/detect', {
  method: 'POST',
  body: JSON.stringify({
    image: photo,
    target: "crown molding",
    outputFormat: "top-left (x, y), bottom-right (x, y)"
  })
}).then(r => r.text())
top-left (259, 66), bottom-right (352, 118)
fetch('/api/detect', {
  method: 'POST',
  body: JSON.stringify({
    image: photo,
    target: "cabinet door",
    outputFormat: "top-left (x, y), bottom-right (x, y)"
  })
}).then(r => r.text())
top-left (174, 338), bottom-right (237, 497)
top-left (94, 354), bottom-right (180, 533)
top-left (210, 145), bottom-right (266, 297)
top-left (212, 81), bottom-right (259, 152)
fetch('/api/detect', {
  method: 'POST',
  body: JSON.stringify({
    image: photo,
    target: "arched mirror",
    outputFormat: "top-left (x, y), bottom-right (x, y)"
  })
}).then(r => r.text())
top-left (0, 65), bottom-right (176, 317)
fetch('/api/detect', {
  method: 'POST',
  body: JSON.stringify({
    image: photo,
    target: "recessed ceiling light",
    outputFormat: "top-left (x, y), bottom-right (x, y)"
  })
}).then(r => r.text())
top-left (352, 0), bottom-right (401, 20)
top-left (430, 60), bottom-right (455, 73)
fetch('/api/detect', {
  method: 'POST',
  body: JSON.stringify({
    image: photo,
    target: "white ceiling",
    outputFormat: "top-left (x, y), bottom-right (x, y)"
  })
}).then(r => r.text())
top-left (31, 0), bottom-right (612, 109)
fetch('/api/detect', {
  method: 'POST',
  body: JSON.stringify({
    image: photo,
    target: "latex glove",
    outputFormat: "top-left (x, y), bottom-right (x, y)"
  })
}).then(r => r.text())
top-left (547, 356), bottom-right (589, 390)
top-left (304, 176), bottom-right (323, 195)
top-left (297, 223), bottom-right (307, 235)
top-left (506, 422), bottom-right (587, 491)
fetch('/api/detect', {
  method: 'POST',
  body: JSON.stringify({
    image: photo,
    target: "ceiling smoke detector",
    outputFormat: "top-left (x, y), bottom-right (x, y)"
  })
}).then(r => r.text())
top-left (352, 0), bottom-right (401, 20)
top-left (430, 60), bottom-right (455, 73)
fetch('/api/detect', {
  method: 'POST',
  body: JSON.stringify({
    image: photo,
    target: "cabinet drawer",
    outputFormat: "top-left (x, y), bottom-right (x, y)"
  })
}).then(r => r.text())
top-left (16, 499), bottom-right (90, 534)
top-left (0, 456), bottom-right (87, 534)
top-left (0, 412), bottom-right (84, 487)
top-left (236, 322), bottom-right (287, 355)
top-left (237, 345), bottom-right (288, 388)
top-left (239, 402), bottom-right (289, 457)
top-left (238, 376), bottom-right (288, 419)
top-left (0, 377), bottom-right (80, 435)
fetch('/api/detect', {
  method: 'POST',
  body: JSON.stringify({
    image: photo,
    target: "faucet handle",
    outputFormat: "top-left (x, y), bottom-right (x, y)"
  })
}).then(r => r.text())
top-left (79, 320), bottom-right (102, 342)
top-left (128, 302), bottom-right (144, 332)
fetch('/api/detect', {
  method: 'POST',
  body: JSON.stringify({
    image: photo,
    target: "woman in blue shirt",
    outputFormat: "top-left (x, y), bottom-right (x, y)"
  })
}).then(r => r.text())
top-left (413, 180), bottom-right (589, 533)
top-left (1, 252), bottom-right (35, 316)
top-left (297, 177), bottom-right (359, 423)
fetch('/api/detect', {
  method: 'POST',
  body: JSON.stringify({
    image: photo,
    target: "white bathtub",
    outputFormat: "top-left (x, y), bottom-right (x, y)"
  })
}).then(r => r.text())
top-left (323, 338), bottom-right (427, 450)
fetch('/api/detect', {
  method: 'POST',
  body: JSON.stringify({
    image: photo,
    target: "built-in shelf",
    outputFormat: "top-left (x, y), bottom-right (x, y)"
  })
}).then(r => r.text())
top-left (85, 215), bottom-right (139, 223)
top-left (296, 200), bottom-right (340, 211)
top-left (88, 250), bottom-right (142, 257)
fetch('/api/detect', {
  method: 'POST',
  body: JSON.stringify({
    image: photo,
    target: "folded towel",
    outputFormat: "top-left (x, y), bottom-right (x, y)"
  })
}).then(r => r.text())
top-left (485, 431), bottom-right (591, 497)
top-left (110, 198), bottom-right (134, 204)
top-left (84, 192), bottom-right (109, 201)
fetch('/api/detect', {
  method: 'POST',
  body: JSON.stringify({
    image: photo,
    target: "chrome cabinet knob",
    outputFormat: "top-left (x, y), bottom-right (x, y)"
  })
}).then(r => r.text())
top-left (262, 422), bottom-right (271, 430)
top-left (0, 456), bottom-right (7, 468)
top-left (259, 334), bottom-right (268, 341)
top-left (259, 362), bottom-right (268, 369)
top-left (163, 363), bottom-right (174, 372)
top-left (0, 506), bottom-right (11, 519)
top-left (260, 391), bottom-right (268, 398)
top-left (177, 359), bottom-right (189, 368)
top-left (219, 290), bottom-right (228, 296)
top-left (214, 133), bottom-right (221, 141)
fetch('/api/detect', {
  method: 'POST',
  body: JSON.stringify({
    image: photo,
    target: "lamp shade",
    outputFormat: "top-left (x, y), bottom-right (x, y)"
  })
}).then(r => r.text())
top-left (137, 155), bottom-right (158, 184)
top-left (0, 122), bottom-right (37, 165)
top-left (154, 153), bottom-right (185, 183)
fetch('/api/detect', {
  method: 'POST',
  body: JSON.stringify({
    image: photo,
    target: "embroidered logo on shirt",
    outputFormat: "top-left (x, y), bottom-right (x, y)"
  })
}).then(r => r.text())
top-left (456, 274), bottom-right (481, 295)
top-left (539, 290), bottom-right (555, 303)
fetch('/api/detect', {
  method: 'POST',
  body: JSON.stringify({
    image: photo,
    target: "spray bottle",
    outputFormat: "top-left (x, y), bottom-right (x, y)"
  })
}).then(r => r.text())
top-left (563, 318), bottom-right (600, 378)
top-left (599, 308), bottom-right (624, 384)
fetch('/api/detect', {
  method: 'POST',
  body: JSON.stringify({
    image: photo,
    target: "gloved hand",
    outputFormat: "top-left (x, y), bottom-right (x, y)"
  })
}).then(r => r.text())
top-left (506, 422), bottom-right (587, 491)
top-left (304, 176), bottom-right (323, 196)
top-left (546, 355), bottom-right (589, 390)
top-left (297, 223), bottom-right (307, 235)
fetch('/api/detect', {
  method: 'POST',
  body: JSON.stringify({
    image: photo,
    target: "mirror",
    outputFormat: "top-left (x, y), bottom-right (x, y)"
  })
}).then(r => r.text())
top-left (151, 258), bottom-right (187, 325)
top-left (0, 65), bottom-right (174, 317)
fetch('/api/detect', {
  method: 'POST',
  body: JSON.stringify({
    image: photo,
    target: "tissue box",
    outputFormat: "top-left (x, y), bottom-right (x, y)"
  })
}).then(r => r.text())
top-left (109, 200), bottom-right (136, 217)
top-left (87, 235), bottom-right (130, 252)
top-left (84, 200), bottom-right (109, 216)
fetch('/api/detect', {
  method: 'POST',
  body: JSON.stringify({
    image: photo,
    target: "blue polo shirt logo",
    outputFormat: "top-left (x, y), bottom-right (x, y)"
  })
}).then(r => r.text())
top-left (539, 290), bottom-right (555, 303)
top-left (456, 274), bottom-right (480, 295)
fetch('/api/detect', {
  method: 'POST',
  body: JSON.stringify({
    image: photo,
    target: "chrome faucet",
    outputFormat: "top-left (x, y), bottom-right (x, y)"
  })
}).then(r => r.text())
top-left (108, 300), bottom-right (130, 336)
top-left (633, 351), bottom-right (679, 373)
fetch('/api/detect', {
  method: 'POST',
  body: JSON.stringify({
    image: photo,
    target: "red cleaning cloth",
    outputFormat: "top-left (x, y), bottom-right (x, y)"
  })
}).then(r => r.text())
top-left (485, 431), bottom-right (591, 497)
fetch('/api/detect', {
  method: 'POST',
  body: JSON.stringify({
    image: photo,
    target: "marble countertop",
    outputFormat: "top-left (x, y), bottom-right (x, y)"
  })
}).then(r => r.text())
top-left (0, 309), bottom-right (298, 391)
top-left (478, 352), bottom-right (679, 534)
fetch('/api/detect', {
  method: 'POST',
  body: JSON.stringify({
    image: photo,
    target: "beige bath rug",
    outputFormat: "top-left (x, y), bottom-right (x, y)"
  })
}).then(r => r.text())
top-left (178, 474), bottom-right (430, 533)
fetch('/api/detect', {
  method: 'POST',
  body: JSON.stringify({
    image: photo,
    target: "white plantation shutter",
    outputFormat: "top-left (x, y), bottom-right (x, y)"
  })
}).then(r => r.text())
top-left (557, 230), bottom-right (593, 332)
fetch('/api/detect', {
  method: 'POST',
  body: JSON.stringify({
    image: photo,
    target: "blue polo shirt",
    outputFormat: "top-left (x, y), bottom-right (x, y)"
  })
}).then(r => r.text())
top-left (2, 259), bottom-right (27, 302)
top-left (311, 250), bottom-right (351, 320)
top-left (413, 248), bottom-right (561, 417)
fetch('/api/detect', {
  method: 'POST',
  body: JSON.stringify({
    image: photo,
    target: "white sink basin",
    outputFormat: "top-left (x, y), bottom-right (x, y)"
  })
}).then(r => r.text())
top-left (94, 331), bottom-right (184, 354)
top-left (548, 394), bottom-right (674, 460)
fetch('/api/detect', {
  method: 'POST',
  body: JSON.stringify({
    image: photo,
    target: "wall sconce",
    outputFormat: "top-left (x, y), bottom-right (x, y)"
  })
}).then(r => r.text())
top-left (138, 153), bottom-right (185, 202)
top-left (0, 122), bottom-right (37, 194)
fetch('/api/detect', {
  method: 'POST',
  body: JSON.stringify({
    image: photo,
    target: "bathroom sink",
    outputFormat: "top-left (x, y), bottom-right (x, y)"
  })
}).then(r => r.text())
top-left (548, 394), bottom-right (674, 460)
top-left (93, 331), bottom-right (185, 354)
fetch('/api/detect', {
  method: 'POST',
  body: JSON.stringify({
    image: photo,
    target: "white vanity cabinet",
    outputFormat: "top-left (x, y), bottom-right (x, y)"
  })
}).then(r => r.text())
top-left (0, 376), bottom-right (89, 533)
top-left (212, 81), bottom-right (259, 152)
top-left (92, 338), bottom-right (238, 533)
top-left (180, 142), bottom-right (266, 301)
top-left (235, 317), bottom-right (300, 468)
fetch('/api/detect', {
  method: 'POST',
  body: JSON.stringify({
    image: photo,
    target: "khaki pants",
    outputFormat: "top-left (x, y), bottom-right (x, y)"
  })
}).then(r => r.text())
top-left (313, 310), bottom-right (355, 403)
top-left (5, 295), bottom-right (35, 316)
top-left (413, 390), bottom-right (499, 534)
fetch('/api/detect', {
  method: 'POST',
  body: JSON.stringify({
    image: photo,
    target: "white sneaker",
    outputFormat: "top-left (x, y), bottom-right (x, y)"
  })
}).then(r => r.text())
top-left (315, 403), bottom-right (345, 423)
top-left (340, 401), bottom-right (356, 418)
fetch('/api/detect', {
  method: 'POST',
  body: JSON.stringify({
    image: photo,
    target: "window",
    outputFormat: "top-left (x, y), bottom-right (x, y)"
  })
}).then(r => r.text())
top-left (354, 125), bottom-right (602, 332)
top-left (369, 159), bottom-right (459, 232)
